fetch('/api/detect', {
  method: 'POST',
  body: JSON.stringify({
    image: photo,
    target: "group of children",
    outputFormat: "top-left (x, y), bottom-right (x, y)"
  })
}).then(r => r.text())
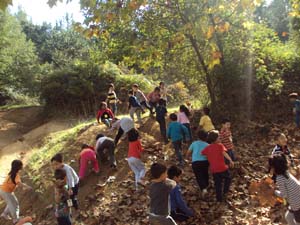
top-left (2, 87), bottom-right (300, 225)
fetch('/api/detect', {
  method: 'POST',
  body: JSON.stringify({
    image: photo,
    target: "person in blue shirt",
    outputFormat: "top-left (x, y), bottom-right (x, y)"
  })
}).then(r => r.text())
top-left (167, 113), bottom-right (190, 167)
top-left (187, 130), bottom-right (209, 196)
top-left (128, 90), bottom-right (144, 125)
top-left (168, 165), bottom-right (194, 222)
top-left (156, 99), bottom-right (168, 144)
top-left (289, 93), bottom-right (300, 128)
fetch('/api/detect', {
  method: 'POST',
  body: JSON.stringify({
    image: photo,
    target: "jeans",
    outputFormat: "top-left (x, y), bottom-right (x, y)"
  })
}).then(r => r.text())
top-left (109, 103), bottom-right (117, 115)
top-left (101, 118), bottom-right (112, 128)
top-left (172, 140), bottom-right (183, 164)
top-left (127, 157), bottom-right (146, 190)
top-left (296, 112), bottom-right (300, 128)
top-left (129, 107), bottom-right (142, 124)
top-left (57, 216), bottom-right (72, 225)
top-left (212, 170), bottom-right (231, 202)
top-left (149, 214), bottom-right (177, 225)
top-left (141, 101), bottom-right (151, 111)
top-left (97, 139), bottom-right (117, 167)
top-left (70, 184), bottom-right (79, 210)
top-left (170, 208), bottom-right (190, 222)
top-left (0, 189), bottom-right (19, 221)
top-left (286, 210), bottom-right (300, 225)
top-left (157, 119), bottom-right (167, 141)
top-left (225, 149), bottom-right (236, 164)
top-left (192, 160), bottom-right (209, 190)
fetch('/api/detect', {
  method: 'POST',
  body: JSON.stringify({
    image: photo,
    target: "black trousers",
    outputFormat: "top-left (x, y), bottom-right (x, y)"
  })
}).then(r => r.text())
top-left (57, 216), bottom-right (72, 225)
top-left (213, 170), bottom-right (231, 202)
top-left (114, 127), bottom-right (124, 145)
top-left (97, 139), bottom-right (117, 167)
top-left (192, 160), bottom-right (209, 190)
top-left (170, 208), bottom-right (190, 222)
top-left (70, 183), bottom-right (79, 210)
top-left (157, 119), bottom-right (167, 141)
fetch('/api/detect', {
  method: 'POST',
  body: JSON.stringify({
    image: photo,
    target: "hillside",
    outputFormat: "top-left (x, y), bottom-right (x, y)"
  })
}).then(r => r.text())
top-left (1, 109), bottom-right (299, 225)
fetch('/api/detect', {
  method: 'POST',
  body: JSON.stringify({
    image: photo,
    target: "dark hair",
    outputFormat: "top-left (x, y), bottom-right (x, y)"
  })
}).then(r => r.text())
top-left (109, 83), bottom-right (114, 88)
top-left (128, 128), bottom-right (139, 142)
top-left (159, 82), bottom-right (165, 86)
top-left (81, 144), bottom-right (90, 149)
top-left (221, 118), bottom-right (230, 124)
top-left (167, 165), bottom-right (182, 179)
top-left (271, 154), bottom-right (288, 178)
top-left (169, 113), bottom-right (177, 121)
top-left (207, 130), bottom-right (219, 144)
top-left (96, 133), bottom-right (105, 140)
top-left (54, 168), bottom-right (66, 180)
top-left (100, 102), bottom-right (107, 108)
top-left (198, 130), bottom-right (208, 142)
top-left (128, 90), bottom-right (134, 95)
top-left (9, 160), bottom-right (23, 185)
top-left (132, 84), bottom-right (139, 88)
top-left (158, 99), bottom-right (165, 106)
top-left (150, 163), bottom-right (167, 179)
top-left (154, 87), bottom-right (160, 92)
top-left (203, 107), bottom-right (210, 115)
top-left (179, 105), bottom-right (190, 117)
top-left (51, 153), bottom-right (63, 163)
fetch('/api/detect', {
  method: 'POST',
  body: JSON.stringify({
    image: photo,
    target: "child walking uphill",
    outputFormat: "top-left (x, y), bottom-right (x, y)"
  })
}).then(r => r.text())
top-left (0, 160), bottom-right (31, 224)
top-left (147, 87), bottom-right (161, 115)
top-left (54, 168), bottom-right (72, 225)
top-left (128, 90), bottom-right (144, 125)
top-left (156, 99), bottom-right (168, 143)
top-left (51, 154), bottom-right (80, 210)
top-left (271, 154), bottom-right (300, 225)
top-left (199, 107), bottom-right (215, 132)
top-left (127, 128), bottom-right (146, 190)
top-left (167, 113), bottom-right (190, 167)
top-left (219, 119), bottom-right (236, 161)
top-left (78, 144), bottom-right (99, 180)
top-left (178, 105), bottom-right (192, 141)
top-left (111, 117), bottom-right (134, 145)
top-left (132, 84), bottom-right (151, 111)
top-left (96, 102), bottom-right (114, 128)
top-left (202, 130), bottom-right (234, 202)
top-left (187, 130), bottom-right (209, 195)
top-left (106, 83), bottom-right (118, 115)
top-left (95, 134), bottom-right (117, 168)
top-left (149, 163), bottom-right (177, 225)
top-left (168, 166), bottom-right (194, 222)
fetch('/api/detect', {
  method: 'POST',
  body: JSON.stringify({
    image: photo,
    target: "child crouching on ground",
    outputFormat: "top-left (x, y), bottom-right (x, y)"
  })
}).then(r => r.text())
top-left (167, 113), bottom-right (190, 167)
top-left (202, 130), bottom-right (234, 202)
top-left (127, 128), bottom-right (146, 190)
top-left (54, 169), bottom-right (72, 225)
top-left (168, 166), bottom-right (194, 222)
top-left (78, 144), bottom-right (99, 180)
top-left (149, 163), bottom-right (177, 225)
top-left (96, 102), bottom-right (114, 128)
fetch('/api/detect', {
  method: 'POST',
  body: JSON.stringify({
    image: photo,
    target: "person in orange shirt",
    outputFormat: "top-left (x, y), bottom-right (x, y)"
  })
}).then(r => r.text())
top-left (0, 160), bottom-right (31, 223)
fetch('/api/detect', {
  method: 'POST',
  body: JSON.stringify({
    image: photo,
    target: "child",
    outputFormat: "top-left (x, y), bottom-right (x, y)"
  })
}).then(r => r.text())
top-left (96, 102), bottom-right (114, 128)
top-left (54, 168), bottom-right (72, 225)
top-left (199, 107), bottom-right (215, 132)
top-left (289, 93), bottom-right (300, 128)
top-left (271, 154), bottom-right (300, 225)
top-left (167, 113), bottom-right (190, 167)
top-left (202, 130), bottom-right (234, 202)
top-left (149, 163), bottom-right (177, 225)
top-left (187, 130), bottom-right (209, 194)
top-left (156, 99), bottom-right (168, 143)
top-left (51, 154), bottom-right (80, 210)
top-left (111, 117), bottom-right (134, 145)
top-left (78, 144), bottom-right (99, 180)
top-left (159, 82), bottom-right (167, 106)
top-left (178, 105), bottom-right (192, 141)
top-left (106, 83), bottom-right (118, 115)
top-left (127, 128), bottom-right (146, 190)
top-left (132, 84), bottom-right (150, 111)
top-left (147, 87), bottom-right (161, 115)
top-left (168, 166), bottom-right (194, 222)
top-left (95, 134), bottom-right (117, 168)
top-left (0, 160), bottom-right (31, 224)
top-left (219, 119), bottom-right (235, 161)
top-left (128, 90), bottom-right (144, 125)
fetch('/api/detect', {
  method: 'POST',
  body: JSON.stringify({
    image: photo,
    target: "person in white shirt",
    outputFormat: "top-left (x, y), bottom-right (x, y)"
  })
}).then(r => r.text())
top-left (111, 117), bottom-right (135, 144)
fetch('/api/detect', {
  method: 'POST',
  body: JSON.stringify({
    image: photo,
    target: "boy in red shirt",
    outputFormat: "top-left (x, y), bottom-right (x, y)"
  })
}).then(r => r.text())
top-left (202, 130), bottom-right (234, 202)
top-left (219, 118), bottom-right (235, 161)
top-left (96, 102), bottom-right (114, 128)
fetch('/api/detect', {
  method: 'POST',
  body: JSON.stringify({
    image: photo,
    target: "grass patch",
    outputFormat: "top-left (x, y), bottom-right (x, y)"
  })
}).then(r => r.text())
top-left (0, 103), bottom-right (40, 110)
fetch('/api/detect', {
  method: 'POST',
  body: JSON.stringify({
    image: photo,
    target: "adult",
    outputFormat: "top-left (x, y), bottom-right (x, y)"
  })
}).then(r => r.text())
top-left (147, 87), bottom-right (161, 116)
top-left (106, 83), bottom-right (118, 115)
top-left (111, 117), bottom-right (135, 145)
top-left (95, 134), bottom-right (117, 168)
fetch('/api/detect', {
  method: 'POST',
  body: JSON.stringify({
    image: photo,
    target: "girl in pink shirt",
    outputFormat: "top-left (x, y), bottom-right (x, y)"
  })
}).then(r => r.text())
top-left (78, 144), bottom-right (99, 180)
top-left (178, 105), bottom-right (192, 141)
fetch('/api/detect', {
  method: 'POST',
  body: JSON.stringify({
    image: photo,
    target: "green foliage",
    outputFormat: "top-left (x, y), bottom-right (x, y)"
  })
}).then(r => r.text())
top-left (167, 82), bottom-right (190, 104)
top-left (0, 87), bottom-right (39, 108)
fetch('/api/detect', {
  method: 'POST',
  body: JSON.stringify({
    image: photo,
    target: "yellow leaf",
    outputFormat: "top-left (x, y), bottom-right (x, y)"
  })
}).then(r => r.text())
top-left (206, 26), bottom-right (215, 39)
top-left (208, 58), bottom-right (220, 70)
top-left (242, 21), bottom-right (253, 29)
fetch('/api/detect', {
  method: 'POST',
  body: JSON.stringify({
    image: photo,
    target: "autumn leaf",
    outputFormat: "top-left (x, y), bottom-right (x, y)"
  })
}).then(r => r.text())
top-left (282, 32), bottom-right (288, 37)
top-left (129, 0), bottom-right (139, 10)
top-left (207, 26), bottom-right (215, 39)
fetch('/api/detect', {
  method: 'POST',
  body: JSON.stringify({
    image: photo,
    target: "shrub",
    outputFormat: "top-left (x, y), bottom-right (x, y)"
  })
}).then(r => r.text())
top-left (167, 81), bottom-right (190, 104)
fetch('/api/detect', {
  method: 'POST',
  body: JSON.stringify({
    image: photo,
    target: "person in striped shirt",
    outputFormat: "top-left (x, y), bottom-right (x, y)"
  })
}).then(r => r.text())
top-left (271, 154), bottom-right (300, 225)
top-left (219, 118), bottom-right (235, 162)
top-left (106, 83), bottom-right (118, 115)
